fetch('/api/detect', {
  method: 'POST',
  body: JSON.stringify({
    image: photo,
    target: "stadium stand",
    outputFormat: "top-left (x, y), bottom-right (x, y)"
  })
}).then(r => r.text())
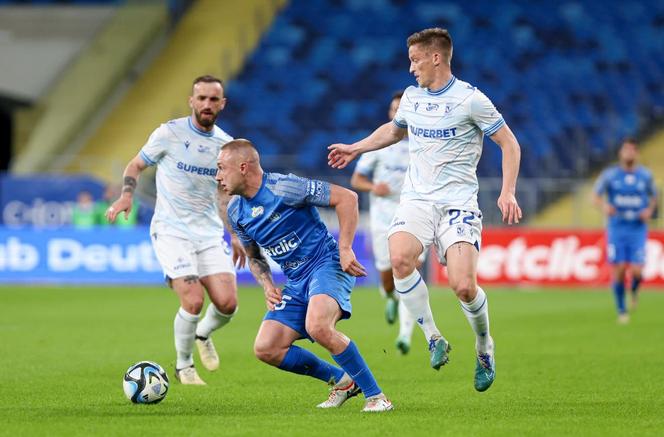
top-left (217, 0), bottom-right (664, 186)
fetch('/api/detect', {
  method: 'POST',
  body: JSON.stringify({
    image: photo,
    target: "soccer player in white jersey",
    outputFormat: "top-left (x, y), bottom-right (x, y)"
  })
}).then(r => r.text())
top-left (329, 28), bottom-right (522, 392)
top-left (351, 90), bottom-right (420, 355)
top-left (107, 75), bottom-right (245, 385)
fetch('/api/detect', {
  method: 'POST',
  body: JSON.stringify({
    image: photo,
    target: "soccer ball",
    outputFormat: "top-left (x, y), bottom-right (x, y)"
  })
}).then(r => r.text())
top-left (123, 361), bottom-right (169, 404)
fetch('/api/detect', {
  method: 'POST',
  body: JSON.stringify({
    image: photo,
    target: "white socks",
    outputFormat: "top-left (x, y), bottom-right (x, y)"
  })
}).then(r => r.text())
top-left (174, 307), bottom-right (200, 369)
top-left (394, 270), bottom-right (441, 341)
top-left (460, 286), bottom-right (493, 354)
top-left (195, 303), bottom-right (235, 339)
top-left (397, 298), bottom-right (415, 340)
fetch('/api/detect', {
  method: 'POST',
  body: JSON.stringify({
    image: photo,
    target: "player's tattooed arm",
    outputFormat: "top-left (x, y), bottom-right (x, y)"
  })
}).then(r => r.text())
top-left (245, 240), bottom-right (282, 310)
top-left (122, 176), bottom-right (137, 194)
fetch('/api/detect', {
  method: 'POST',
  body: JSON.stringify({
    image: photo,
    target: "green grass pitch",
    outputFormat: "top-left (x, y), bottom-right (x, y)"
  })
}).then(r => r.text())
top-left (1, 285), bottom-right (663, 436)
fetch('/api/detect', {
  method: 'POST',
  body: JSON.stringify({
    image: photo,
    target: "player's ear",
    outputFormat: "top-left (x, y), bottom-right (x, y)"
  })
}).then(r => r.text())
top-left (188, 96), bottom-right (194, 109)
top-left (219, 97), bottom-right (227, 110)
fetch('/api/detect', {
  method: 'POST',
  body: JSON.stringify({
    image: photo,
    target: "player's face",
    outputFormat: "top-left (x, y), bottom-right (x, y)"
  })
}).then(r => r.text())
top-left (619, 142), bottom-right (638, 166)
top-left (189, 82), bottom-right (227, 128)
top-left (408, 44), bottom-right (435, 88)
top-left (388, 97), bottom-right (401, 119)
top-left (216, 150), bottom-right (244, 195)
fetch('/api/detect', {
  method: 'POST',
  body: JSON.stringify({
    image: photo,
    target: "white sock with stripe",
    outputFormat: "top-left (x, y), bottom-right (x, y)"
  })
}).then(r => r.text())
top-left (195, 303), bottom-right (235, 339)
top-left (460, 286), bottom-right (493, 354)
top-left (394, 270), bottom-right (441, 341)
top-left (174, 307), bottom-right (200, 369)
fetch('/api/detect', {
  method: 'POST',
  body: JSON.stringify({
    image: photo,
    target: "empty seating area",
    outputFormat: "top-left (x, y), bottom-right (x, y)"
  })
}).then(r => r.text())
top-left (219, 0), bottom-right (664, 182)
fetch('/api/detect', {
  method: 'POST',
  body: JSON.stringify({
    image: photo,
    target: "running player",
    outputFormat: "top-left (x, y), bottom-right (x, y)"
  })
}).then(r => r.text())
top-left (218, 139), bottom-right (393, 412)
top-left (328, 28), bottom-right (522, 392)
top-left (593, 138), bottom-right (657, 324)
top-left (107, 75), bottom-right (244, 385)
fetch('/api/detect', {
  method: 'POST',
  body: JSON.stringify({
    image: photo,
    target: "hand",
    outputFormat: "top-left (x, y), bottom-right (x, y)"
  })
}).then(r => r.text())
top-left (105, 196), bottom-right (132, 223)
top-left (497, 192), bottom-right (522, 225)
top-left (603, 203), bottom-right (617, 216)
top-left (639, 207), bottom-right (654, 221)
top-left (372, 182), bottom-right (391, 197)
top-left (264, 285), bottom-right (282, 311)
top-left (230, 234), bottom-right (247, 268)
top-left (339, 247), bottom-right (367, 277)
top-left (327, 143), bottom-right (359, 169)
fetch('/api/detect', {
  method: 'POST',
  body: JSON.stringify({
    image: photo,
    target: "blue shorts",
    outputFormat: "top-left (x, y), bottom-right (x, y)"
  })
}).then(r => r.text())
top-left (263, 257), bottom-right (355, 341)
top-left (607, 227), bottom-right (647, 265)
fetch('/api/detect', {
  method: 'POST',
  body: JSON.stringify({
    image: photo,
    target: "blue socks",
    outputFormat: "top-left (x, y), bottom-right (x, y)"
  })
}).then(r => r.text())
top-left (631, 276), bottom-right (642, 296)
top-left (332, 341), bottom-right (381, 398)
top-left (612, 281), bottom-right (626, 314)
top-left (278, 345), bottom-right (345, 384)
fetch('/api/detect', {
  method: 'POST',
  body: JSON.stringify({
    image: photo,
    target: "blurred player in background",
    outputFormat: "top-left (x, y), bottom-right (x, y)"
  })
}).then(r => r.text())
top-left (107, 75), bottom-right (245, 385)
top-left (329, 28), bottom-right (522, 392)
top-left (219, 139), bottom-right (393, 412)
top-left (350, 90), bottom-right (420, 355)
top-left (592, 138), bottom-right (656, 324)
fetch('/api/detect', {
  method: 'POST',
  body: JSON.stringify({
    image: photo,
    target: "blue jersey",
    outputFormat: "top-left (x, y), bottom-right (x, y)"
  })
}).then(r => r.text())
top-left (228, 172), bottom-right (338, 281)
top-left (593, 165), bottom-right (656, 230)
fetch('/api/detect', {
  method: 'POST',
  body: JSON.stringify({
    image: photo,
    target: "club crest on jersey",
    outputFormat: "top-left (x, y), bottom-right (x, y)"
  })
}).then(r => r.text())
top-left (251, 206), bottom-right (264, 218)
top-left (197, 144), bottom-right (211, 153)
top-left (445, 104), bottom-right (452, 114)
top-left (426, 103), bottom-right (439, 111)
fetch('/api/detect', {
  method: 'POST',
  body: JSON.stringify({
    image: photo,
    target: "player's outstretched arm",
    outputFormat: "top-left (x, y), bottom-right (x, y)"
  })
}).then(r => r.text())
top-left (244, 240), bottom-right (282, 310)
top-left (106, 154), bottom-right (147, 223)
top-left (328, 184), bottom-right (367, 277)
top-left (328, 121), bottom-right (405, 169)
top-left (490, 124), bottom-right (523, 225)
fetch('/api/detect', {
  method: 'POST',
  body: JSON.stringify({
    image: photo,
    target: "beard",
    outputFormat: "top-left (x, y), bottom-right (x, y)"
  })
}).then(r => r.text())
top-left (195, 109), bottom-right (218, 128)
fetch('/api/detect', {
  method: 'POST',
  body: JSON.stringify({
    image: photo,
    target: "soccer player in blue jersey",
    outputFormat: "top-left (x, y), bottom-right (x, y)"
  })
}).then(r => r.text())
top-left (217, 139), bottom-right (393, 412)
top-left (107, 76), bottom-right (245, 385)
top-left (329, 28), bottom-right (522, 392)
top-left (593, 138), bottom-right (657, 324)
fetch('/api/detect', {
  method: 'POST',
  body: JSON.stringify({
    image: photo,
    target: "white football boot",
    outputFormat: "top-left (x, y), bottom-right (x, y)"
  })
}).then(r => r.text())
top-left (175, 365), bottom-right (206, 385)
top-left (317, 378), bottom-right (362, 408)
top-left (196, 337), bottom-right (220, 371)
top-left (362, 394), bottom-right (394, 412)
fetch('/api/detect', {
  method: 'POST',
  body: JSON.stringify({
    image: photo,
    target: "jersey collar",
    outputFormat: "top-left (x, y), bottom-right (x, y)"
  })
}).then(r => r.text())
top-left (425, 76), bottom-right (456, 96)
top-left (188, 116), bottom-right (215, 137)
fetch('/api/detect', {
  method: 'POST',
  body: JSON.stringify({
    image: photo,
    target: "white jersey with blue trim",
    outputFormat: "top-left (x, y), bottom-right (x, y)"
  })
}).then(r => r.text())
top-left (354, 138), bottom-right (410, 230)
top-left (139, 116), bottom-right (233, 241)
top-left (393, 76), bottom-right (505, 211)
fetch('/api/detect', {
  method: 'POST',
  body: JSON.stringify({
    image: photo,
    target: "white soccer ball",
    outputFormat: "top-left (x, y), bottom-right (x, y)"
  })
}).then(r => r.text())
top-left (123, 361), bottom-right (169, 404)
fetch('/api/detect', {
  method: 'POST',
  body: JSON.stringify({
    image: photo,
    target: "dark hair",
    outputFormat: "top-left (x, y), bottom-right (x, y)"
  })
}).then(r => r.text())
top-left (391, 90), bottom-right (404, 100)
top-left (407, 28), bottom-right (453, 63)
top-left (192, 75), bottom-right (224, 90)
top-left (622, 137), bottom-right (638, 146)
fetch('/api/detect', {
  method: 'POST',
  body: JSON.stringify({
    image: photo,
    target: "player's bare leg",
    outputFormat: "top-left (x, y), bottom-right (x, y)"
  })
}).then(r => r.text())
top-left (446, 242), bottom-right (494, 391)
top-left (390, 232), bottom-right (449, 369)
top-left (172, 275), bottom-right (206, 385)
top-left (195, 273), bottom-right (238, 371)
top-left (379, 269), bottom-right (399, 325)
top-left (254, 319), bottom-right (352, 407)
top-left (307, 295), bottom-right (392, 412)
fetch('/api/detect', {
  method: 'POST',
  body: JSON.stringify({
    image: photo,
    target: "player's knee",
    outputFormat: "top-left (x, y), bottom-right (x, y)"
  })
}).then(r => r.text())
top-left (451, 278), bottom-right (476, 301)
top-left (214, 295), bottom-right (238, 315)
top-left (305, 321), bottom-right (333, 347)
top-left (181, 293), bottom-right (204, 315)
top-left (390, 253), bottom-right (416, 278)
top-left (253, 340), bottom-right (280, 365)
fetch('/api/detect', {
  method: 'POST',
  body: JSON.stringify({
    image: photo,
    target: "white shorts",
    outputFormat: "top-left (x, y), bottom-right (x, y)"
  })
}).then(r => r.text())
top-left (151, 233), bottom-right (235, 280)
top-left (387, 200), bottom-right (482, 265)
top-left (371, 225), bottom-right (426, 271)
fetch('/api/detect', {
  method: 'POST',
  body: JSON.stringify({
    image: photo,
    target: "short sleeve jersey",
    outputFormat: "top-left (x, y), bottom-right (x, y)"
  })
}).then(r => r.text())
top-left (594, 165), bottom-right (656, 227)
top-left (139, 116), bottom-right (233, 241)
top-left (393, 76), bottom-right (505, 212)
